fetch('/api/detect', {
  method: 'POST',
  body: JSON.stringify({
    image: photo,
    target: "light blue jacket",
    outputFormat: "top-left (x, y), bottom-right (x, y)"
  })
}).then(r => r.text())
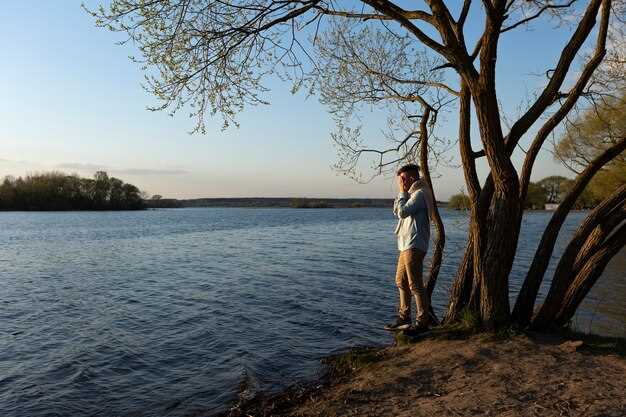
top-left (393, 187), bottom-right (430, 252)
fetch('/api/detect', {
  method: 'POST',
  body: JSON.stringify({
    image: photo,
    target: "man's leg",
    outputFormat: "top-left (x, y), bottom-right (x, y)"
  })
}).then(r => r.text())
top-left (395, 251), bottom-right (411, 321)
top-left (405, 249), bottom-right (430, 327)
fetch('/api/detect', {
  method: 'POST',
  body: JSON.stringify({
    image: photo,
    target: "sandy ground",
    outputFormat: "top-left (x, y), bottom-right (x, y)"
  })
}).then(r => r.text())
top-left (224, 332), bottom-right (626, 417)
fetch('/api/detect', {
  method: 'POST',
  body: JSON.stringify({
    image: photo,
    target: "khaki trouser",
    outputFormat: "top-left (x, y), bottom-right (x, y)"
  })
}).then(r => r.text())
top-left (395, 248), bottom-right (430, 325)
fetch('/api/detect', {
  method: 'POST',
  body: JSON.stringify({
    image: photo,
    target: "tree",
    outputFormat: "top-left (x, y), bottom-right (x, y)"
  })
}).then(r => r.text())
top-left (449, 193), bottom-right (471, 210)
top-left (122, 183), bottom-right (144, 209)
top-left (109, 177), bottom-right (125, 209)
top-left (93, 170), bottom-right (111, 208)
top-left (0, 176), bottom-right (17, 209)
top-left (0, 172), bottom-right (145, 211)
top-left (537, 176), bottom-right (569, 204)
top-left (556, 88), bottom-right (626, 206)
top-left (89, 0), bottom-right (626, 330)
top-left (525, 183), bottom-right (548, 210)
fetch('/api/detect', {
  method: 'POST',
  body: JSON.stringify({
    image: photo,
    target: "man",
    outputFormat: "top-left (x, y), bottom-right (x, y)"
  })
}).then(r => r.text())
top-left (385, 164), bottom-right (433, 332)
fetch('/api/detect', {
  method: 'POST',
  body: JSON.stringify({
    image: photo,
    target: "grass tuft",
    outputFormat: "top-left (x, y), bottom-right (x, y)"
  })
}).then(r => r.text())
top-left (323, 347), bottom-right (383, 377)
top-left (460, 308), bottom-right (481, 331)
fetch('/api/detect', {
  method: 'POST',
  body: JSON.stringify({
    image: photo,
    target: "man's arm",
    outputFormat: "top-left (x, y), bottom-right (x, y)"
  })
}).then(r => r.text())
top-left (395, 190), bottom-right (426, 219)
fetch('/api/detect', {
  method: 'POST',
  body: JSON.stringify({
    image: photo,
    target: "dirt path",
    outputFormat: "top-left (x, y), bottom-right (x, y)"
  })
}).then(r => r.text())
top-left (226, 333), bottom-right (625, 417)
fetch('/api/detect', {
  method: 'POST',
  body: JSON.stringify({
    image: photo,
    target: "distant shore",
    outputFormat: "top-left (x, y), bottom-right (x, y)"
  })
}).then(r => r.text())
top-left (146, 197), bottom-right (449, 209)
top-left (144, 197), bottom-right (575, 212)
top-left (218, 329), bottom-right (626, 417)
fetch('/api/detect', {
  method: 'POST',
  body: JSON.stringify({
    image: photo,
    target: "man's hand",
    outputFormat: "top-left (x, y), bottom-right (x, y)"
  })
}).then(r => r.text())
top-left (398, 176), bottom-right (409, 193)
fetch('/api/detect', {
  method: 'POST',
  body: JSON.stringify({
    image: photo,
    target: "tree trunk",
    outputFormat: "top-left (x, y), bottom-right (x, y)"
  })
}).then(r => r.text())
top-left (418, 106), bottom-right (445, 325)
top-left (465, 9), bottom-right (521, 327)
top-left (470, 90), bottom-right (521, 328)
top-left (475, 194), bottom-right (520, 328)
top-left (553, 222), bottom-right (626, 326)
top-left (513, 139), bottom-right (626, 326)
top-left (419, 108), bottom-right (446, 297)
top-left (531, 189), bottom-right (626, 329)
top-left (573, 206), bottom-right (626, 273)
top-left (443, 81), bottom-right (481, 324)
top-left (443, 238), bottom-right (475, 323)
top-left (445, 70), bottom-right (522, 328)
top-left (426, 211), bottom-right (445, 297)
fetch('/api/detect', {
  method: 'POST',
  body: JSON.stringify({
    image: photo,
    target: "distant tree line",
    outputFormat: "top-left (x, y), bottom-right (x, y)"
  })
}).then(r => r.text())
top-left (450, 170), bottom-right (624, 211)
top-left (289, 198), bottom-right (330, 208)
top-left (526, 174), bottom-right (625, 210)
top-left (144, 197), bottom-right (402, 209)
top-left (0, 171), bottom-right (145, 211)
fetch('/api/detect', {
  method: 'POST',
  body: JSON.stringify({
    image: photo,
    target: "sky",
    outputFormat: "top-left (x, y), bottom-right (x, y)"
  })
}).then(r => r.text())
top-left (0, 2), bottom-right (585, 199)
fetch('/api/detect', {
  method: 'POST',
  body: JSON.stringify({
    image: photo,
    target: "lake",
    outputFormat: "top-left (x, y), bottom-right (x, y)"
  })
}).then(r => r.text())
top-left (0, 208), bottom-right (624, 416)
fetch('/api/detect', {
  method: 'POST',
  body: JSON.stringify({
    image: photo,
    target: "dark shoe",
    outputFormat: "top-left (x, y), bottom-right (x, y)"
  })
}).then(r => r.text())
top-left (384, 317), bottom-right (411, 331)
top-left (411, 322), bottom-right (430, 333)
top-left (403, 323), bottom-right (430, 336)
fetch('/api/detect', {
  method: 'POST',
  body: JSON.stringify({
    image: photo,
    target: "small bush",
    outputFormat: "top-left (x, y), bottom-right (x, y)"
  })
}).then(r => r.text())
top-left (448, 193), bottom-right (471, 210)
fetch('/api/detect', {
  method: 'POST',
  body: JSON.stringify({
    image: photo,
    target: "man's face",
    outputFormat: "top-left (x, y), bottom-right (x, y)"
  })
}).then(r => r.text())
top-left (399, 171), bottom-right (417, 189)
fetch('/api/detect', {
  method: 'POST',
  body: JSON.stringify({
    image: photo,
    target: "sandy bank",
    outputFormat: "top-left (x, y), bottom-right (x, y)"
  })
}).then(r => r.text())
top-left (223, 331), bottom-right (625, 417)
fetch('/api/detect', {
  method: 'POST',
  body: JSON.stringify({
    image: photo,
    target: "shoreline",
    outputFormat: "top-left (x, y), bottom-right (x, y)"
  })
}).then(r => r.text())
top-left (215, 328), bottom-right (626, 417)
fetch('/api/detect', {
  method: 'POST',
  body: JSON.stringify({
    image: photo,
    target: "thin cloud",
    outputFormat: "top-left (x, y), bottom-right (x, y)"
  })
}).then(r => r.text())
top-left (0, 157), bottom-right (31, 165)
top-left (56, 162), bottom-right (107, 171)
top-left (55, 162), bottom-right (188, 176)
top-left (114, 168), bottom-right (189, 175)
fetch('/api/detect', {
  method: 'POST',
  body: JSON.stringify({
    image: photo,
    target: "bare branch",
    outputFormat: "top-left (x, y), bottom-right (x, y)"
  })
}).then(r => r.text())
top-left (505, 0), bottom-right (605, 151)
top-left (519, 0), bottom-right (612, 202)
top-left (501, 0), bottom-right (578, 33)
top-left (458, 81), bottom-right (481, 199)
top-left (313, 5), bottom-right (433, 23)
top-left (457, 0), bottom-right (472, 28)
top-left (361, 0), bottom-right (448, 57)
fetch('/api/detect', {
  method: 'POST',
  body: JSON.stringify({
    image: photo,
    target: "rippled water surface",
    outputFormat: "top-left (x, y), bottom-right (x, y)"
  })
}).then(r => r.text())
top-left (1, 208), bottom-right (624, 416)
